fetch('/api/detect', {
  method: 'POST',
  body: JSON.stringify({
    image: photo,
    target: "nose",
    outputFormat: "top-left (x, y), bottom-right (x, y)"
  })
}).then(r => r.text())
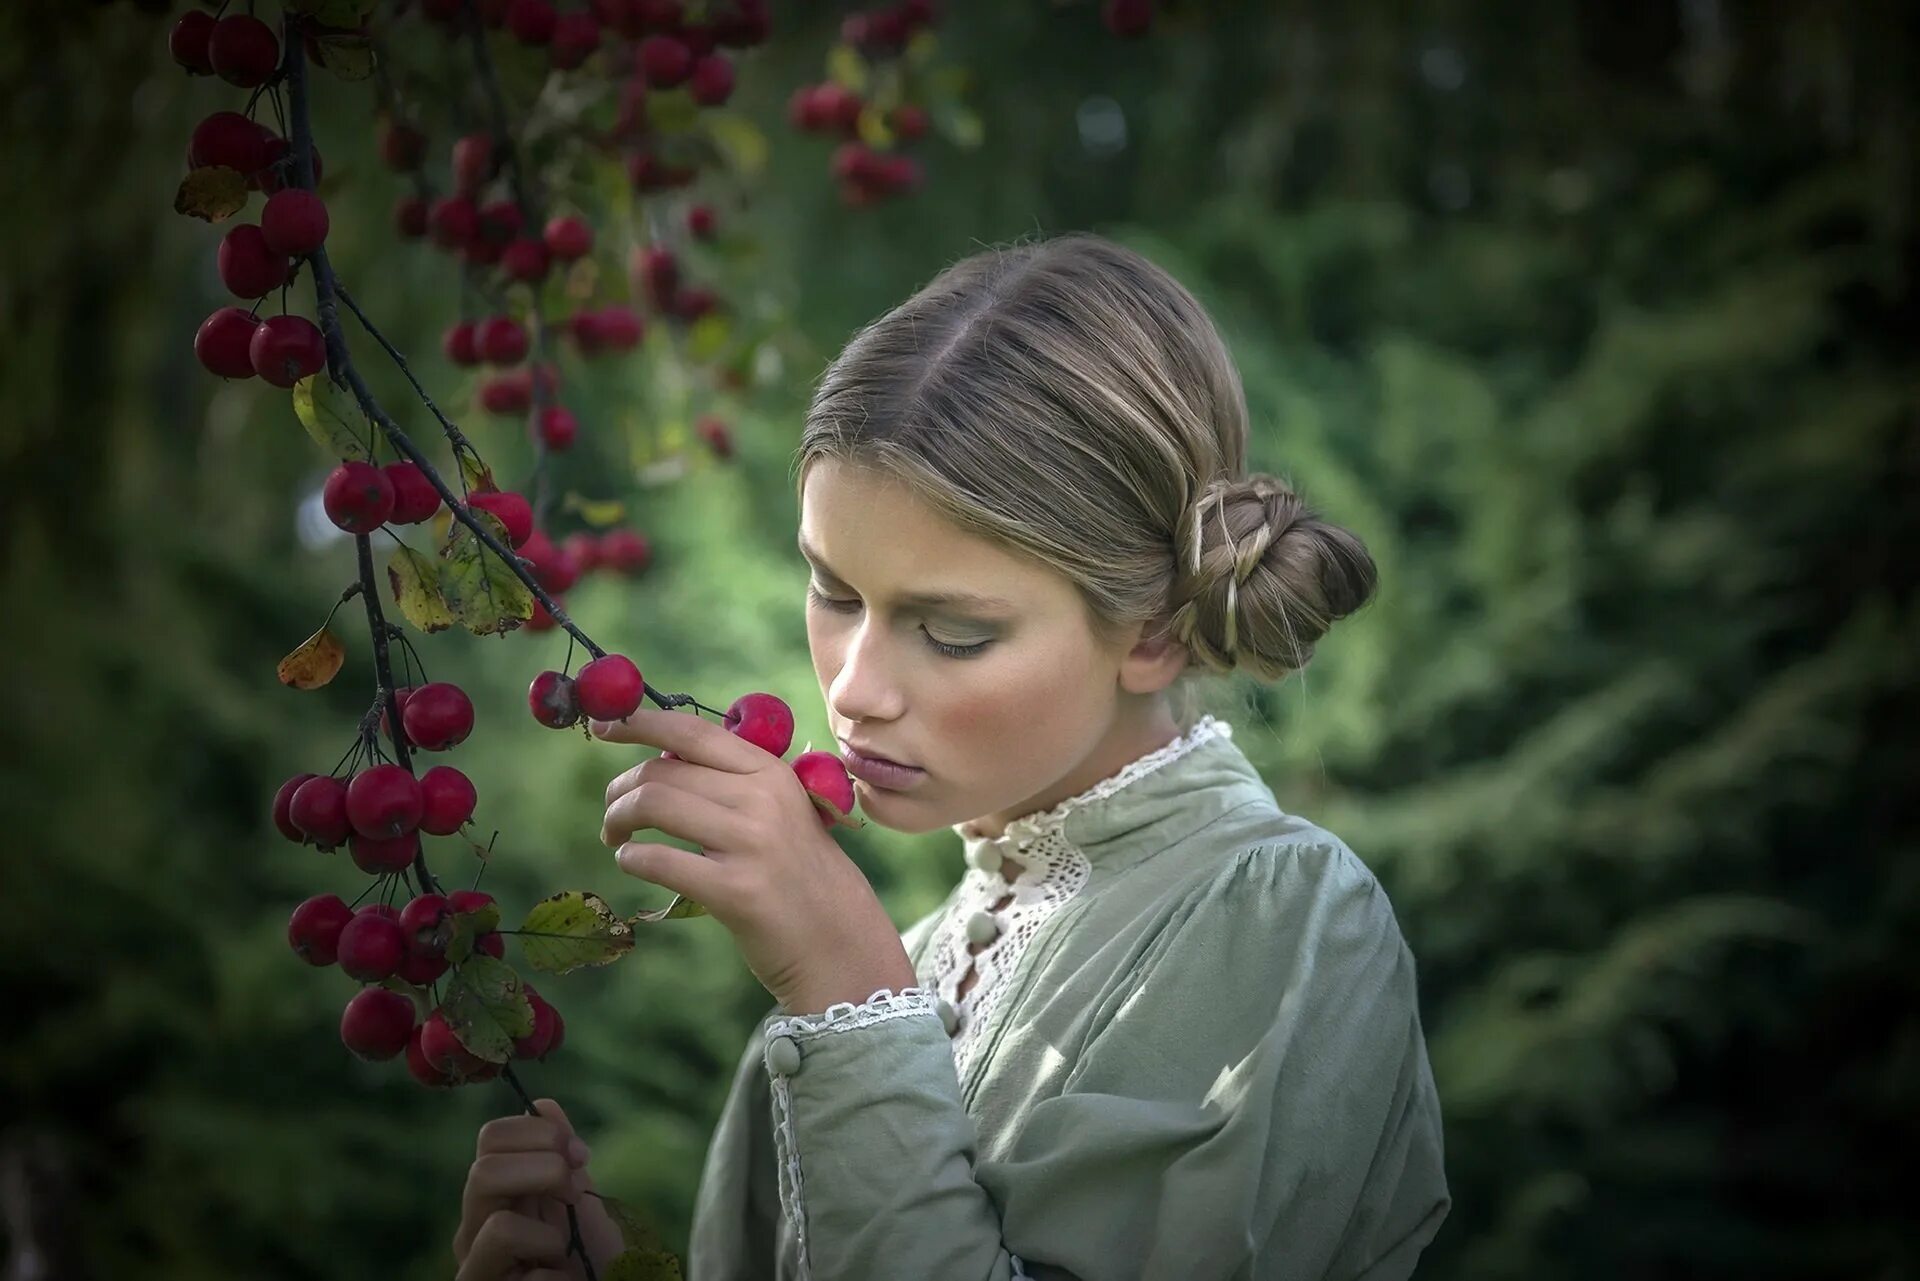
top-left (825, 613), bottom-right (903, 725)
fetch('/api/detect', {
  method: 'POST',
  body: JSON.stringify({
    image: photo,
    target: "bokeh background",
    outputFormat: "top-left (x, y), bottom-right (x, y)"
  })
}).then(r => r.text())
top-left (3, 1), bottom-right (1917, 1277)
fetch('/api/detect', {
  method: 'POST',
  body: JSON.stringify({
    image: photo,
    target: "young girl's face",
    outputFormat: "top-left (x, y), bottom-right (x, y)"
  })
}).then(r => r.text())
top-left (800, 458), bottom-right (1181, 836)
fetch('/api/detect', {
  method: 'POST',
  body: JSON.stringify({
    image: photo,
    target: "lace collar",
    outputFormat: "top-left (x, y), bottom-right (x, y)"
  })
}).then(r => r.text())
top-left (947, 713), bottom-right (1237, 872)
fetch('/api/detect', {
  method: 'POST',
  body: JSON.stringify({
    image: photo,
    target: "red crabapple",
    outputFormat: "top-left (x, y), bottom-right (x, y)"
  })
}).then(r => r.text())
top-left (249, 314), bottom-right (327, 387)
top-left (513, 986), bottom-right (562, 1059)
top-left (791, 750), bottom-right (855, 827)
top-left (724, 692), bottom-right (794, 757)
top-left (188, 111), bottom-right (273, 175)
top-left (380, 121), bottom-right (427, 171)
top-left (451, 133), bottom-right (495, 193)
top-left (520, 530), bottom-right (581, 594)
top-left (443, 320), bottom-right (480, 366)
top-left (345, 763), bottom-right (422, 839)
top-left (208, 14), bottom-right (279, 87)
top-left (597, 528), bottom-right (652, 574)
top-left (576, 654), bottom-right (644, 722)
top-left (551, 12), bottom-right (602, 67)
top-left (289, 774), bottom-right (351, 849)
top-left (687, 203), bottom-right (717, 239)
top-left (448, 889), bottom-right (495, 916)
top-left (429, 195), bottom-right (479, 248)
top-left (561, 532), bottom-right (600, 573)
top-left (544, 215), bottom-right (592, 260)
top-left (337, 910), bottom-right (408, 982)
top-left (477, 315), bottom-right (529, 365)
top-left (398, 948), bottom-right (450, 986)
top-left (501, 237), bottom-right (550, 283)
top-left (349, 830), bottom-right (420, 875)
top-left (468, 490), bottom-right (533, 547)
top-left (508, 0), bottom-right (557, 44)
top-left (170, 11), bottom-right (216, 74)
top-left (418, 766), bottom-right (476, 835)
top-left (637, 34), bottom-right (692, 86)
top-left (383, 462), bottom-right (442, 524)
top-left (528, 669), bottom-right (581, 729)
top-left (401, 682), bottom-right (474, 751)
top-left (217, 224), bottom-right (291, 300)
top-left (341, 987), bottom-right (416, 1061)
top-left (399, 893), bottom-right (453, 957)
top-left (405, 1024), bottom-right (455, 1087)
top-left (419, 1008), bottom-right (489, 1075)
top-left (261, 189), bottom-right (330, 257)
top-left (526, 596), bottom-right (561, 632)
top-left (394, 195), bottom-right (429, 238)
top-left (688, 53), bottom-right (735, 105)
top-left (535, 405), bottom-right (578, 451)
top-left (273, 772), bottom-right (318, 842)
top-left (322, 461), bottom-right (396, 534)
top-left (195, 307), bottom-right (261, 379)
top-left (479, 373), bottom-right (532, 416)
top-left (288, 893), bottom-right (356, 966)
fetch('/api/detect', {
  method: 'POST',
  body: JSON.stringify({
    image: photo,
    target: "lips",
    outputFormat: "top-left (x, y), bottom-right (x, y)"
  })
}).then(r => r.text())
top-left (841, 739), bottom-right (917, 770)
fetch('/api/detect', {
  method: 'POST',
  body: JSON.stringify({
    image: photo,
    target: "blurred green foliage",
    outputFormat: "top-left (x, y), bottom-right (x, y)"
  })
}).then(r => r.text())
top-left (1, 1), bottom-right (1915, 1278)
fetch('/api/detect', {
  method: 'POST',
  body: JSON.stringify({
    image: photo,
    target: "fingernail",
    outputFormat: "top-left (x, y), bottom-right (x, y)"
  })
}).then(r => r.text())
top-left (566, 1137), bottom-right (591, 1167)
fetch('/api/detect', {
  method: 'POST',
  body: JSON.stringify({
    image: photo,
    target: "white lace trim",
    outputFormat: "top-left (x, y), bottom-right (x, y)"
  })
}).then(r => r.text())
top-left (933, 715), bottom-right (1234, 1082)
top-left (766, 985), bottom-right (939, 1039)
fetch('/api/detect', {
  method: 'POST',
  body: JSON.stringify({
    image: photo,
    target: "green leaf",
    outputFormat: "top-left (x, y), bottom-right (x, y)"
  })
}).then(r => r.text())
top-left (702, 112), bottom-right (768, 179)
top-left (593, 1193), bottom-right (668, 1253)
top-left (292, 374), bottom-right (372, 461)
top-left (647, 90), bottom-right (699, 135)
top-left (632, 893), bottom-right (709, 923)
top-left (386, 545), bottom-right (455, 634)
top-left (314, 32), bottom-right (376, 81)
top-left (174, 166), bottom-right (248, 222)
top-left (686, 314), bottom-right (732, 363)
top-left (517, 891), bottom-right (638, 974)
top-left (603, 1247), bottom-right (684, 1281)
top-left (440, 955), bottom-right (533, 1064)
top-left (446, 898), bottom-right (503, 963)
top-left (439, 509), bottom-right (534, 636)
top-left (459, 451), bottom-right (495, 493)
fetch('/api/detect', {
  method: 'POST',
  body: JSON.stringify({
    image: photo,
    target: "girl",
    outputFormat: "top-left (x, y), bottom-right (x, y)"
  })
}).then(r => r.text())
top-left (450, 231), bottom-right (1450, 1281)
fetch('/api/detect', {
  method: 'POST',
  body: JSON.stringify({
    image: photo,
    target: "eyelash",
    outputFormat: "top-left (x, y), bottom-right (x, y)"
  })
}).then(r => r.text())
top-left (806, 585), bottom-right (992, 659)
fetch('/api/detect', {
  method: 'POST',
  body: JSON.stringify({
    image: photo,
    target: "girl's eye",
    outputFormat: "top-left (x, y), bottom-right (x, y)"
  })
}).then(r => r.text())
top-left (805, 585), bottom-right (992, 659)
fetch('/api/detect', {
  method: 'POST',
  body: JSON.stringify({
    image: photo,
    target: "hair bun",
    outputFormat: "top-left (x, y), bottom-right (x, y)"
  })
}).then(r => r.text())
top-left (1168, 472), bottom-right (1378, 679)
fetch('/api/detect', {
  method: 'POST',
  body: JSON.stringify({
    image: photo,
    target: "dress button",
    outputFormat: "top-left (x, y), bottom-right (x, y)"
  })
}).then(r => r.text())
top-left (764, 1034), bottom-right (801, 1078)
top-left (936, 998), bottom-right (960, 1035)
top-left (969, 843), bottom-right (1003, 875)
top-left (965, 909), bottom-right (1000, 946)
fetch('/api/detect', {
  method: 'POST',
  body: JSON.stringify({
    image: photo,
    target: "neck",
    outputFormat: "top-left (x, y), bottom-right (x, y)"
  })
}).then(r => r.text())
top-left (961, 699), bottom-right (1182, 841)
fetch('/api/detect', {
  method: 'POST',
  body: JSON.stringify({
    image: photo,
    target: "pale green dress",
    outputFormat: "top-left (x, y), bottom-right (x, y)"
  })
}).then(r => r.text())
top-left (686, 714), bottom-right (1450, 1280)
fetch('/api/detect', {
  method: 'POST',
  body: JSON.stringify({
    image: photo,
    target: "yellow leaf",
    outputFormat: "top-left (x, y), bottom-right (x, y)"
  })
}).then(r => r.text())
top-left (703, 112), bottom-right (769, 179)
top-left (561, 492), bottom-right (628, 527)
top-left (386, 545), bottom-right (455, 633)
top-left (175, 166), bottom-right (248, 223)
top-left (277, 626), bottom-right (346, 689)
top-left (826, 43), bottom-right (868, 94)
top-left (438, 509), bottom-right (534, 636)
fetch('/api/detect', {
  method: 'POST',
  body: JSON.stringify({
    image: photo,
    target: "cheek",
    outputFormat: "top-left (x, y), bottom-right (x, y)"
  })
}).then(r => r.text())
top-left (932, 631), bottom-right (1103, 745)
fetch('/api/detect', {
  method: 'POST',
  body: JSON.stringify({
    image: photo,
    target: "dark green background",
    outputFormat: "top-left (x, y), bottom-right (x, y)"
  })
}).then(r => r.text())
top-left (2, 1), bottom-right (1915, 1277)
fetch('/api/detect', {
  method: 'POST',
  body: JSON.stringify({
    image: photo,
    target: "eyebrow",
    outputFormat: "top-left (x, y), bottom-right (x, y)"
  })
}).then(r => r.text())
top-left (797, 533), bottom-right (1018, 613)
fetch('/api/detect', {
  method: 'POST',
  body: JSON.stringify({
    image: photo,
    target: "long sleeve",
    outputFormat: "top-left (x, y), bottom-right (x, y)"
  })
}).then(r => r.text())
top-left (754, 839), bottom-right (1451, 1281)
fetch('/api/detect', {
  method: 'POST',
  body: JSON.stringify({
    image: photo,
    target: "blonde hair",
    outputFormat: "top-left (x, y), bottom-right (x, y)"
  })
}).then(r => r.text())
top-left (791, 231), bottom-right (1377, 726)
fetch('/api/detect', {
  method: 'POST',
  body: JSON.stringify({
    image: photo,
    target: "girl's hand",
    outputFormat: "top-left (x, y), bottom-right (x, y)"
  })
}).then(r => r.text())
top-left (452, 1098), bottom-right (624, 1281)
top-left (595, 706), bottom-right (919, 1014)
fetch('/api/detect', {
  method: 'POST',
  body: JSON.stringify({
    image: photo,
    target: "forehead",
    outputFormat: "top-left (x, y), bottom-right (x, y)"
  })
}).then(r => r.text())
top-left (798, 460), bottom-right (1058, 606)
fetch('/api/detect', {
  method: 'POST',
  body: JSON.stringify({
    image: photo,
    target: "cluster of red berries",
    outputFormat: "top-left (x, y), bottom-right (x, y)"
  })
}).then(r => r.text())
top-left (180, 100), bottom-right (337, 384)
top-left (627, 243), bottom-right (718, 322)
top-left (322, 459), bottom-right (444, 535)
top-left (527, 654), bottom-right (646, 729)
top-left (169, 10), bottom-right (280, 86)
top-left (787, 3), bottom-right (940, 207)
top-left (520, 525), bottom-right (655, 632)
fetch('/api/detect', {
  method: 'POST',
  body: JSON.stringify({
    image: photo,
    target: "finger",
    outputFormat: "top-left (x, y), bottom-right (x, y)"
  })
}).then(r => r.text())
top-left (454, 1210), bottom-right (569, 1281)
top-left (476, 1114), bottom-right (573, 1160)
top-left (600, 778), bottom-right (741, 852)
top-left (616, 839), bottom-right (735, 907)
top-left (603, 753), bottom-right (742, 812)
top-left (589, 706), bottom-right (761, 773)
top-left (532, 1099), bottom-right (593, 1168)
top-left (455, 1151), bottom-right (575, 1259)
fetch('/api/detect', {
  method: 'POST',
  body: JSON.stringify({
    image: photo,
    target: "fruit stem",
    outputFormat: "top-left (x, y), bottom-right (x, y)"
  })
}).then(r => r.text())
top-left (461, 0), bottom-right (561, 530)
top-left (352, 531), bottom-right (443, 894)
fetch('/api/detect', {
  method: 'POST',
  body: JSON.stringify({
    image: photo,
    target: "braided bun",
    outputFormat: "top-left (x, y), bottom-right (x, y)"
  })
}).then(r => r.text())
top-left (1167, 474), bottom-right (1378, 680)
